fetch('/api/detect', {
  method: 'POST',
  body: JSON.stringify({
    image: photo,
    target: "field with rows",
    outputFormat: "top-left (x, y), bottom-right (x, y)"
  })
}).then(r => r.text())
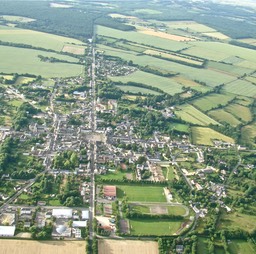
top-left (208, 109), bottom-right (241, 126)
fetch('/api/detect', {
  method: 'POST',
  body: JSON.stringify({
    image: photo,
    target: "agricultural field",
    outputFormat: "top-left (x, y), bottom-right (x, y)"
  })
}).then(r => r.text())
top-left (223, 79), bottom-right (256, 97)
top-left (111, 71), bottom-right (183, 95)
top-left (0, 15), bottom-right (35, 23)
top-left (175, 104), bottom-right (219, 126)
top-left (208, 109), bottom-right (241, 126)
top-left (96, 25), bottom-right (189, 52)
top-left (62, 44), bottom-right (85, 55)
top-left (228, 240), bottom-right (256, 254)
top-left (0, 45), bottom-right (83, 78)
top-left (203, 32), bottom-right (229, 40)
top-left (166, 21), bottom-right (216, 33)
top-left (191, 127), bottom-right (234, 146)
top-left (191, 93), bottom-right (235, 112)
top-left (218, 211), bottom-right (256, 233)
top-left (116, 85), bottom-right (161, 95)
top-left (133, 9), bottom-right (162, 15)
top-left (225, 103), bottom-right (252, 122)
top-left (0, 240), bottom-right (85, 254)
top-left (116, 185), bottom-right (166, 202)
top-left (129, 218), bottom-right (182, 235)
top-left (98, 239), bottom-right (159, 254)
top-left (0, 25), bottom-right (85, 51)
top-left (173, 76), bottom-right (210, 92)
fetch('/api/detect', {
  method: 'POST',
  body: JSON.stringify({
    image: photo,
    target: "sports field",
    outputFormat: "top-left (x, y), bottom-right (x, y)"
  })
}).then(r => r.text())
top-left (0, 45), bottom-right (83, 78)
top-left (98, 239), bottom-right (158, 254)
top-left (0, 240), bottom-right (85, 254)
top-left (191, 127), bottom-right (234, 146)
top-left (0, 25), bottom-right (85, 51)
top-left (116, 185), bottom-right (166, 202)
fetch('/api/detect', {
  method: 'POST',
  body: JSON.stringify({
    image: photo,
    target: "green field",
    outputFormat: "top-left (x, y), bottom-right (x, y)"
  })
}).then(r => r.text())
top-left (175, 104), bottom-right (219, 126)
top-left (241, 122), bottom-right (256, 147)
top-left (224, 79), bottom-right (256, 97)
top-left (191, 127), bottom-right (234, 146)
top-left (129, 218), bottom-right (182, 235)
top-left (0, 25), bottom-right (85, 51)
top-left (208, 109), bottom-right (241, 126)
top-left (169, 123), bottom-right (189, 133)
top-left (162, 166), bottom-right (176, 181)
top-left (96, 25), bottom-right (189, 52)
top-left (192, 93), bottom-right (235, 112)
top-left (97, 170), bottom-right (128, 181)
top-left (117, 185), bottom-right (166, 202)
top-left (0, 45), bottom-right (83, 78)
top-left (111, 71), bottom-right (183, 95)
top-left (228, 240), bottom-right (256, 254)
top-left (1, 15), bottom-right (35, 23)
top-left (225, 103), bottom-right (252, 122)
top-left (167, 21), bottom-right (216, 33)
top-left (116, 85), bottom-right (161, 95)
top-left (218, 211), bottom-right (256, 233)
top-left (197, 237), bottom-right (210, 254)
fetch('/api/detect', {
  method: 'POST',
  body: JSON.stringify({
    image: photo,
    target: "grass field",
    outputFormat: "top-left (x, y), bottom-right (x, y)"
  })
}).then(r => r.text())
top-left (0, 45), bottom-right (83, 78)
top-left (191, 127), bottom-right (234, 146)
top-left (241, 122), bottom-right (256, 147)
top-left (98, 239), bottom-right (158, 254)
top-left (62, 45), bottom-right (85, 55)
top-left (162, 166), bottom-right (176, 180)
top-left (111, 71), bottom-right (183, 95)
top-left (130, 218), bottom-right (182, 235)
top-left (203, 32), bottom-right (229, 40)
top-left (228, 240), bottom-right (256, 254)
top-left (117, 185), bottom-right (166, 202)
top-left (97, 170), bottom-right (128, 181)
top-left (225, 103), bottom-right (252, 122)
top-left (175, 104), bottom-right (219, 126)
top-left (169, 123), bottom-right (189, 133)
top-left (116, 85), bottom-right (161, 95)
top-left (197, 237), bottom-right (210, 254)
top-left (167, 21), bottom-right (216, 33)
top-left (218, 211), bottom-right (256, 233)
top-left (0, 240), bottom-right (85, 254)
top-left (223, 79), bottom-right (256, 97)
top-left (0, 25), bottom-right (85, 51)
top-left (192, 93), bottom-right (235, 112)
top-left (208, 109), bottom-right (241, 126)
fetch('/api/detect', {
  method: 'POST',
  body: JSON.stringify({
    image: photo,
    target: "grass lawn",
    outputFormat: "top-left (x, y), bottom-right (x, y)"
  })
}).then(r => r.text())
top-left (197, 237), bottom-right (209, 254)
top-left (48, 198), bottom-right (62, 206)
top-left (117, 185), bottom-right (166, 202)
top-left (130, 205), bottom-right (150, 214)
top-left (191, 127), bottom-right (234, 146)
top-left (228, 240), bottom-right (256, 254)
top-left (162, 166), bottom-right (176, 180)
top-left (0, 45), bottom-right (83, 78)
top-left (129, 218), bottom-right (182, 235)
top-left (97, 170), bottom-right (127, 181)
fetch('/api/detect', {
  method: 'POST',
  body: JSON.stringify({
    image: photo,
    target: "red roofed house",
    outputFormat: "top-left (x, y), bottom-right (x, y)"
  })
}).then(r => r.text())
top-left (103, 185), bottom-right (116, 200)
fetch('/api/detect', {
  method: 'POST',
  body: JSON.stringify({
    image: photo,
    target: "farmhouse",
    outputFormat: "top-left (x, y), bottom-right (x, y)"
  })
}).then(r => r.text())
top-left (103, 185), bottom-right (116, 200)
top-left (0, 226), bottom-right (16, 237)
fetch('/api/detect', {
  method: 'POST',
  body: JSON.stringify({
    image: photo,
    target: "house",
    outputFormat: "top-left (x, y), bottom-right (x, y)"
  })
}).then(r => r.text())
top-left (52, 209), bottom-right (73, 218)
top-left (0, 226), bottom-right (16, 237)
top-left (72, 221), bottom-right (87, 228)
top-left (103, 185), bottom-right (116, 200)
top-left (82, 210), bottom-right (89, 220)
top-left (176, 245), bottom-right (184, 254)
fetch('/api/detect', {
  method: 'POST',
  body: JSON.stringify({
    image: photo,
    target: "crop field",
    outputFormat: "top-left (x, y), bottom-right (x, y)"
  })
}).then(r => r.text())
top-left (175, 104), bottom-right (219, 126)
top-left (191, 127), bottom-right (234, 146)
top-left (236, 60), bottom-right (256, 70)
top-left (225, 104), bottom-right (252, 122)
top-left (228, 240), bottom-right (256, 254)
top-left (241, 122), bottom-right (256, 147)
top-left (0, 45), bottom-right (83, 78)
top-left (166, 21), bottom-right (216, 33)
top-left (129, 218), bottom-right (182, 235)
top-left (218, 211), bottom-right (256, 233)
top-left (137, 26), bottom-right (195, 42)
top-left (208, 109), bottom-right (241, 126)
top-left (62, 45), bottom-right (85, 55)
top-left (98, 44), bottom-right (235, 87)
top-left (96, 25), bottom-right (189, 52)
top-left (116, 185), bottom-right (166, 202)
top-left (0, 240), bottom-right (85, 254)
top-left (111, 71), bottom-right (183, 95)
top-left (0, 25), bottom-right (85, 51)
top-left (143, 49), bottom-right (203, 66)
top-left (192, 93), bottom-right (235, 112)
top-left (15, 76), bottom-right (36, 85)
top-left (116, 85), bottom-right (161, 95)
top-left (202, 32), bottom-right (229, 40)
top-left (223, 79), bottom-right (256, 97)
top-left (235, 96), bottom-right (254, 106)
top-left (98, 239), bottom-right (158, 254)
top-left (173, 76), bottom-right (210, 92)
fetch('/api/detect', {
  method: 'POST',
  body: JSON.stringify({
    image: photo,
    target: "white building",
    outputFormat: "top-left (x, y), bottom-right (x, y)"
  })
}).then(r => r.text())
top-left (82, 210), bottom-right (89, 220)
top-left (52, 209), bottom-right (73, 218)
top-left (0, 226), bottom-right (16, 237)
top-left (72, 221), bottom-right (87, 228)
